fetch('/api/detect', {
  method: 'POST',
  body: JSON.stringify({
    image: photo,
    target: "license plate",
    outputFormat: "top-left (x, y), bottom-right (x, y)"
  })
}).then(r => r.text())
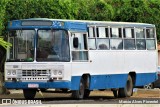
top-left (28, 84), bottom-right (39, 88)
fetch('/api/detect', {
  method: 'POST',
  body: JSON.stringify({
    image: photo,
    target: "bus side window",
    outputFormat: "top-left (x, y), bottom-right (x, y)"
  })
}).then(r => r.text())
top-left (72, 33), bottom-right (88, 61)
top-left (88, 27), bottom-right (95, 38)
top-left (146, 28), bottom-right (156, 50)
top-left (88, 27), bottom-right (96, 50)
top-left (123, 28), bottom-right (135, 50)
top-left (110, 39), bottom-right (123, 50)
top-left (110, 27), bottom-right (123, 50)
top-left (136, 28), bottom-right (146, 50)
top-left (110, 28), bottom-right (121, 38)
top-left (88, 39), bottom-right (96, 50)
top-left (97, 39), bottom-right (109, 50)
top-left (96, 27), bottom-right (109, 50)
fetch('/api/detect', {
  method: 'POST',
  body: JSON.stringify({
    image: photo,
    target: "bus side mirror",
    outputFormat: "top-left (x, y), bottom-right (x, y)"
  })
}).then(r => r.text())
top-left (73, 37), bottom-right (79, 48)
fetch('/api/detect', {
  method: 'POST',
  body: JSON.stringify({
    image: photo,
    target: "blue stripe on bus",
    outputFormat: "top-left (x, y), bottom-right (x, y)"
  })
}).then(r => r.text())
top-left (89, 74), bottom-right (128, 90)
top-left (135, 72), bottom-right (157, 86)
top-left (4, 72), bottom-right (157, 90)
top-left (89, 73), bottom-right (157, 90)
top-left (5, 81), bottom-right (71, 89)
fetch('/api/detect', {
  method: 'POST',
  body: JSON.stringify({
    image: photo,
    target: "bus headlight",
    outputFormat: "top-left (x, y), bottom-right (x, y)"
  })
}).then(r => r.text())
top-left (58, 71), bottom-right (62, 75)
top-left (12, 70), bottom-right (16, 75)
top-left (53, 70), bottom-right (57, 75)
top-left (7, 70), bottom-right (17, 76)
top-left (7, 70), bottom-right (11, 75)
top-left (51, 70), bottom-right (63, 77)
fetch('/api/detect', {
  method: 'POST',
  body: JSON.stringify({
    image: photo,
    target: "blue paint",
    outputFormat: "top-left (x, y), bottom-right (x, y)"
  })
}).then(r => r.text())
top-left (65, 22), bottom-right (87, 32)
top-left (89, 74), bottom-right (128, 90)
top-left (135, 72), bottom-right (157, 86)
top-left (5, 81), bottom-right (71, 89)
top-left (5, 72), bottom-right (157, 90)
top-left (8, 19), bottom-right (87, 32)
top-left (71, 76), bottom-right (81, 90)
top-left (90, 72), bottom-right (157, 90)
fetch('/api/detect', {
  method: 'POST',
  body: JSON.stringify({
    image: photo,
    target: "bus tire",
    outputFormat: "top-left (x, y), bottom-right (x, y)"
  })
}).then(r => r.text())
top-left (112, 90), bottom-right (118, 98)
top-left (23, 89), bottom-right (36, 99)
top-left (72, 78), bottom-right (85, 99)
top-left (61, 88), bottom-right (68, 93)
top-left (40, 88), bottom-right (47, 92)
top-left (118, 75), bottom-right (133, 98)
top-left (84, 89), bottom-right (90, 98)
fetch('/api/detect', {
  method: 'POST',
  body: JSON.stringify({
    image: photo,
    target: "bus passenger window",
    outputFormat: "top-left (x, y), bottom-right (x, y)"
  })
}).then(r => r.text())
top-left (110, 39), bottom-right (123, 50)
top-left (88, 39), bottom-right (96, 50)
top-left (124, 39), bottom-right (135, 50)
top-left (146, 28), bottom-right (154, 38)
top-left (88, 27), bottom-right (95, 38)
top-left (146, 28), bottom-right (155, 50)
top-left (123, 28), bottom-right (135, 50)
top-left (136, 39), bottom-right (146, 50)
top-left (146, 40), bottom-right (155, 50)
top-left (123, 28), bottom-right (134, 38)
top-left (135, 28), bottom-right (146, 50)
top-left (110, 28), bottom-right (122, 38)
top-left (97, 39), bottom-right (109, 50)
top-left (97, 27), bottom-right (108, 38)
top-left (136, 28), bottom-right (145, 38)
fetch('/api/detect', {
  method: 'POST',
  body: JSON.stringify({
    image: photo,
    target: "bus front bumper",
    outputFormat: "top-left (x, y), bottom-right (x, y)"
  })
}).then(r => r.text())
top-left (4, 81), bottom-right (71, 89)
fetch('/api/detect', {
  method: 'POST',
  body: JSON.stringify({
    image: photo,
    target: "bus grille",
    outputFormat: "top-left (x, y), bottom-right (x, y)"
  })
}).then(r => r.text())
top-left (22, 70), bottom-right (50, 76)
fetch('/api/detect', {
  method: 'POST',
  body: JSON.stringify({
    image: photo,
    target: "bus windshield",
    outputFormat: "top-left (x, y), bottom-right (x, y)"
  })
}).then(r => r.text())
top-left (7, 29), bottom-right (70, 62)
top-left (8, 30), bottom-right (35, 62)
top-left (36, 29), bottom-right (70, 62)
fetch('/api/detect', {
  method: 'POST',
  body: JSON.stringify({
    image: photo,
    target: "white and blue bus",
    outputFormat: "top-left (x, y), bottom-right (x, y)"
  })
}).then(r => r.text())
top-left (5, 18), bottom-right (158, 99)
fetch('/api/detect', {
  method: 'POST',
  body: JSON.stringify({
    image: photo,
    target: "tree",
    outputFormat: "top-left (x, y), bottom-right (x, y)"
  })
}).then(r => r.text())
top-left (0, 37), bottom-right (11, 94)
top-left (0, 0), bottom-right (8, 36)
top-left (0, 0), bottom-right (10, 94)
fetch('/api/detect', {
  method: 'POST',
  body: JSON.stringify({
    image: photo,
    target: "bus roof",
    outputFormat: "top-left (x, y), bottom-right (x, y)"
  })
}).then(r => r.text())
top-left (22, 18), bottom-right (155, 27)
top-left (8, 18), bottom-right (155, 31)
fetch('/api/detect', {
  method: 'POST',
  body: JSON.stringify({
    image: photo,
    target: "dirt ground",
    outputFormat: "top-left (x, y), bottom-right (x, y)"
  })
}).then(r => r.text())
top-left (0, 88), bottom-right (159, 99)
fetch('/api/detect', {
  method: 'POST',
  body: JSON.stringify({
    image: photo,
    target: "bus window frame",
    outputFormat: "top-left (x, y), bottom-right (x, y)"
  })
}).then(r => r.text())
top-left (70, 32), bottom-right (89, 62)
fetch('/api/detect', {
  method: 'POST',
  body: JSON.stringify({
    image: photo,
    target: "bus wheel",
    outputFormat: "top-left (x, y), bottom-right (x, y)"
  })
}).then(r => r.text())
top-left (72, 78), bottom-right (85, 99)
top-left (61, 88), bottom-right (68, 93)
top-left (84, 89), bottom-right (90, 98)
top-left (40, 88), bottom-right (47, 92)
top-left (112, 89), bottom-right (118, 98)
top-left (23, 89), bottom-right (36, 99)
top-left (118, 75), bottom-right (133, 98)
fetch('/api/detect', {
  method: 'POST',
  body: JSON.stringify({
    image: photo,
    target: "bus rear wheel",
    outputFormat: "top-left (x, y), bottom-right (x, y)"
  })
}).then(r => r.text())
top-left (118, 75), bottom-right (133, 97)
top-left (23, 89), bottom-right (36, 99)
top-left (84, 89), bottom-right (90, 98)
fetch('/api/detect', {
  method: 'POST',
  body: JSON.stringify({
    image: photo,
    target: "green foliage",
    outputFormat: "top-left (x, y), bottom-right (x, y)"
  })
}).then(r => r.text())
top-left (0, 37), bottom-right (12, 50)
top-left (0, 0), bottom-right (160, 40)
top-left (0, 0), bottom-right (8, 35)
top-left (110, 0), bottom-right (160, 40)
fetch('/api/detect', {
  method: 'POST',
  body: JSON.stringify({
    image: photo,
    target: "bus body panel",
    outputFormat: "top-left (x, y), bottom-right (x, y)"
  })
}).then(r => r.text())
top-left (5, 73), bottom-right (157, 90)
top-left (124, 51), bottom-right (157, 73)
